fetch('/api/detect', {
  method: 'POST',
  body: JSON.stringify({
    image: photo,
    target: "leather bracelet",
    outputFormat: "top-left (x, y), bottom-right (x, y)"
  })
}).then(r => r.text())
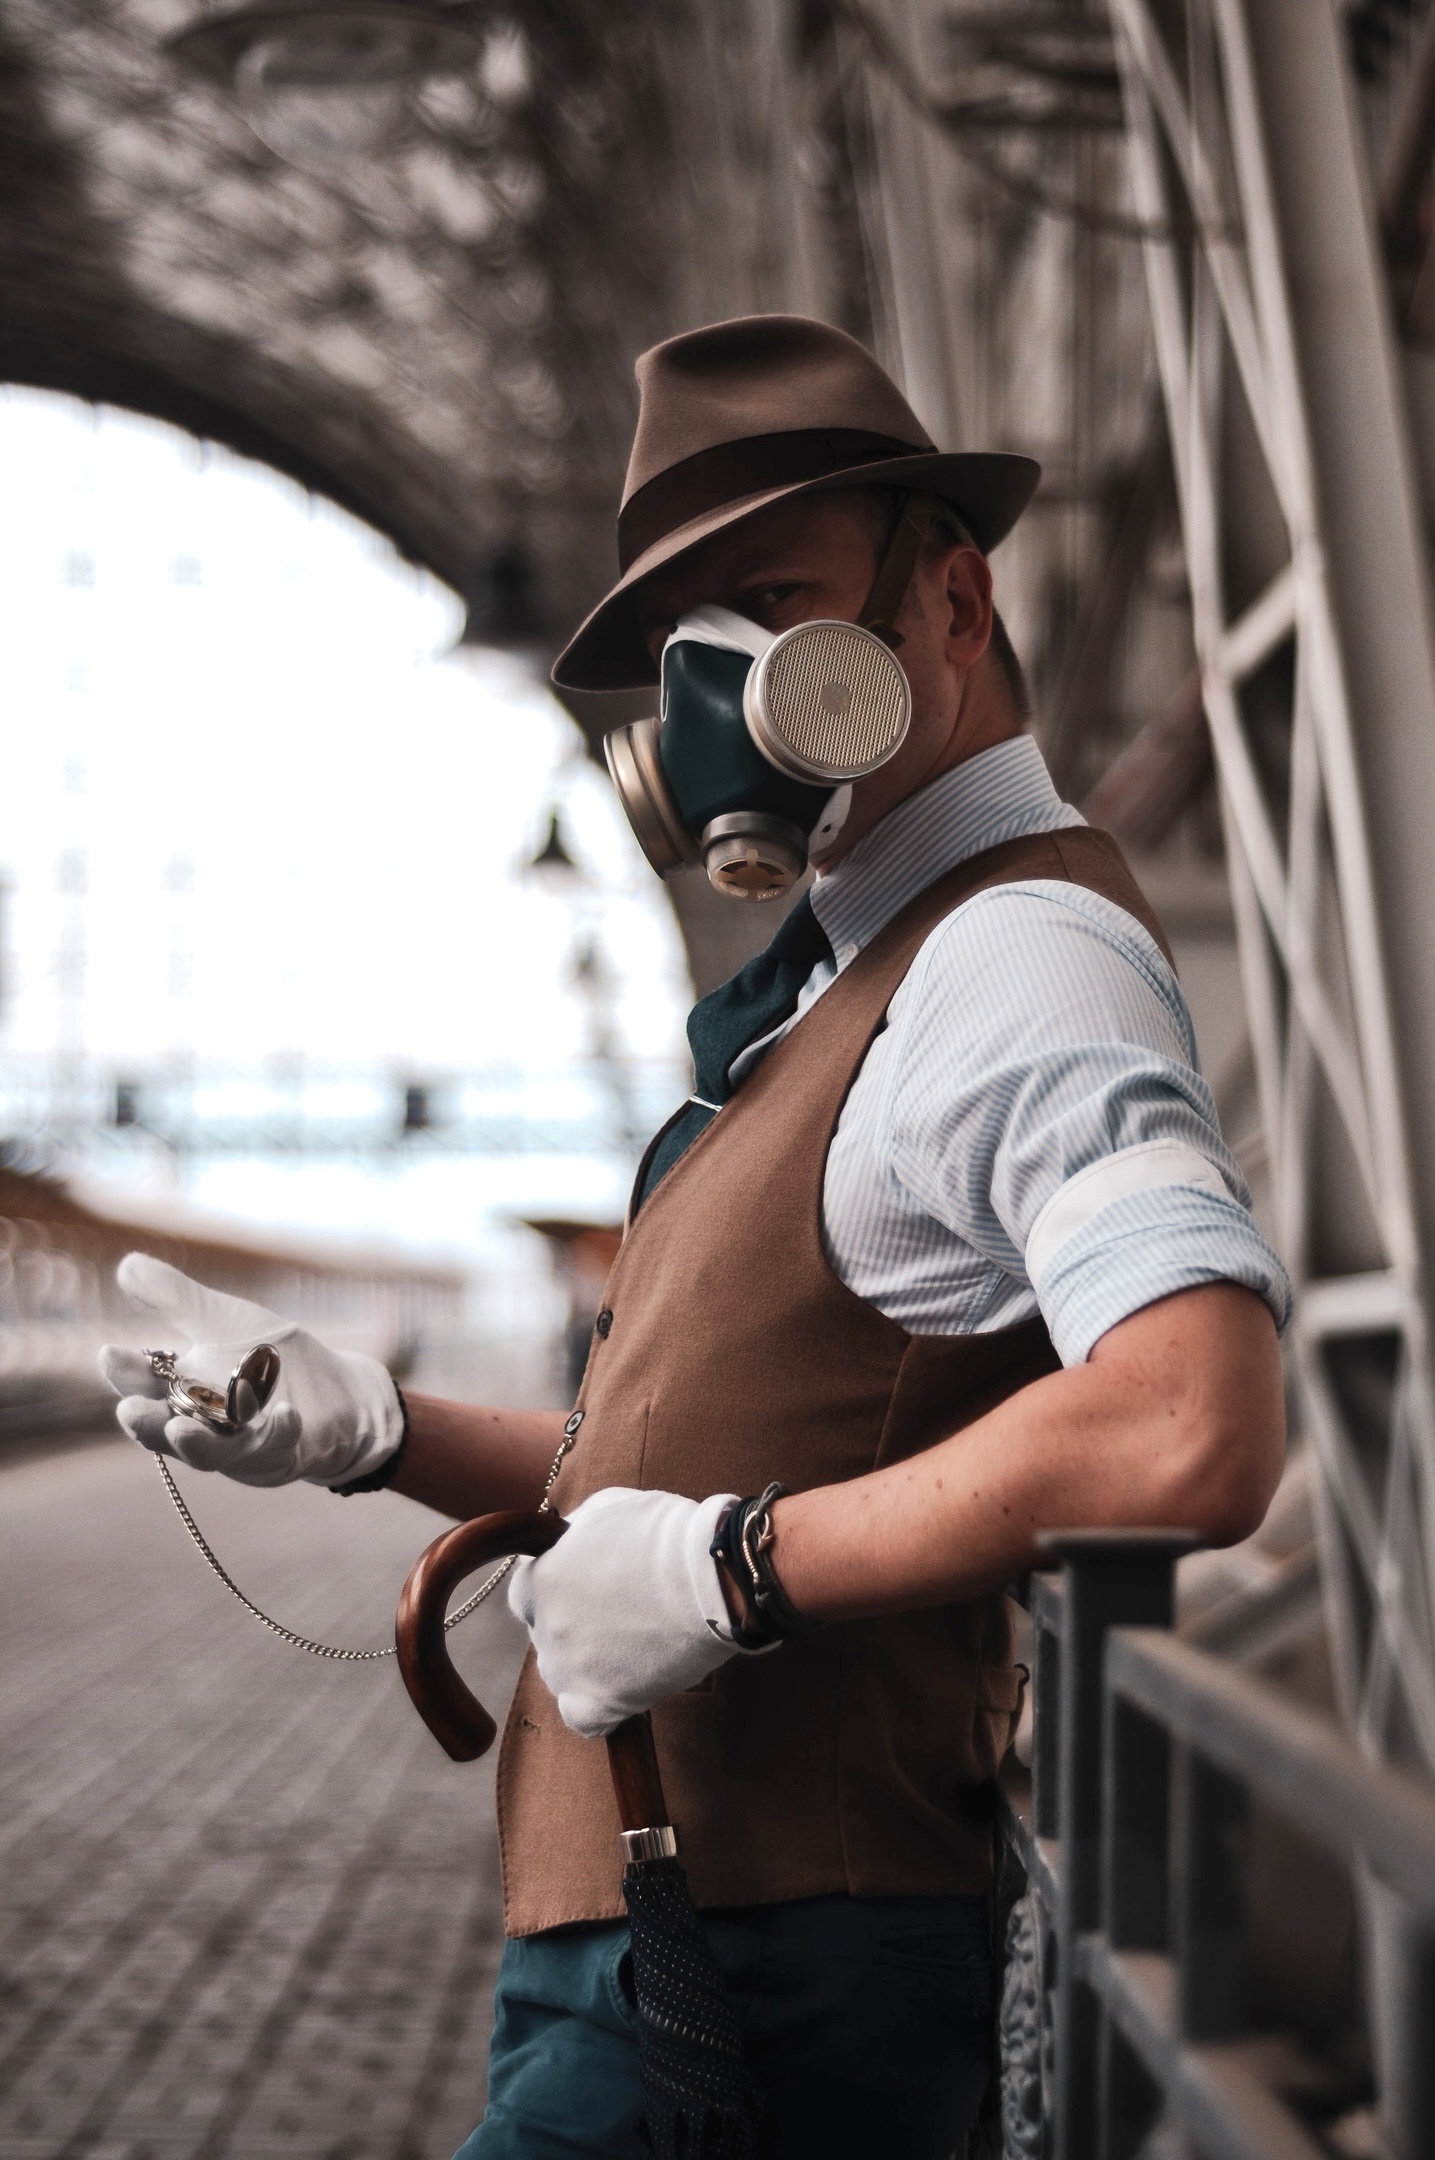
top-left (710, 1499), bottom-right (778, 1646)
top-left (330, 1383), bottom-right (410, 1497)
top-left (710, 1482), bottom-right (818, 1644)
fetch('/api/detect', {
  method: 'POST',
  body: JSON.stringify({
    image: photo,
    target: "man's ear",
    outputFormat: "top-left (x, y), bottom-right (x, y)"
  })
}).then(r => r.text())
top-left (943, 547), bottom-right (994, 665)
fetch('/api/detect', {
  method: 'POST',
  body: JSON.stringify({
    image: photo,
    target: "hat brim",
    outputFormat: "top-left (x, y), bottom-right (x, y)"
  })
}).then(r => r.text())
top-left (551, 449), bottom-right (1041, 692)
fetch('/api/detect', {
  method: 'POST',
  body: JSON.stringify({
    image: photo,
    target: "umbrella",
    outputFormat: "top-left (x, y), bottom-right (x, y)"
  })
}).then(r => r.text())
top-left (397, 1510), bottom-right (767, 2160)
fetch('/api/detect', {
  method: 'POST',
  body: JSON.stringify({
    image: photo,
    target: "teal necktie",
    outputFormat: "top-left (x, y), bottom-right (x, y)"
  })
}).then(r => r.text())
top-left (634, 894), bottom-right (835, 1211)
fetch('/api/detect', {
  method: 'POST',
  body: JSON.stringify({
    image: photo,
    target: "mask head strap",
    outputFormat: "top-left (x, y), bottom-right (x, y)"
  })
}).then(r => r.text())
top-left (858, 491), bottom-right (976, 650)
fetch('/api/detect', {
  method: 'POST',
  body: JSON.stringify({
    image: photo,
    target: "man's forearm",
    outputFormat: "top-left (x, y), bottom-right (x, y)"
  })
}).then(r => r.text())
top-left (390, 1394), bottom-right (568, 1520)
top-left (768, 1283), bottom-right (1285, 1623)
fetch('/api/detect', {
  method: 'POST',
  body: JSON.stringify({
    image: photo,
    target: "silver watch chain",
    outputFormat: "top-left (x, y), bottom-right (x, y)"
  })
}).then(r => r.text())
top-left (152, 1410), bottom-right (582, 1662)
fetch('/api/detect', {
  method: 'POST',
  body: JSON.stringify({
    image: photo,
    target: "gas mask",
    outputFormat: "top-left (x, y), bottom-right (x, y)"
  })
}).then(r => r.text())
top-left (604, 493), bottom-right (946, 902)
top-left (605, 609), bottom-right (908, 900)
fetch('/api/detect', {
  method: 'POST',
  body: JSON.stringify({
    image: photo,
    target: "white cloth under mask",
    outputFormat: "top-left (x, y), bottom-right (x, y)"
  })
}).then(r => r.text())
top-left (662, 603), bottom-right (777, 663)
top-left (661, 605), bottom-right (852, 851)
top-left (810, 784), bottom-right (853, 852)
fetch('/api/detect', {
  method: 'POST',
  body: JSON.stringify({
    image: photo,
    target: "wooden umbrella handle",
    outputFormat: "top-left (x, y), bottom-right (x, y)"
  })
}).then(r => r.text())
top-left (396, 1511), bottom-right (673, 1840)
top-left (396, 1509), bottom-right (567, 1761)
top-left (606, 1712), bottom-right (671, 1834)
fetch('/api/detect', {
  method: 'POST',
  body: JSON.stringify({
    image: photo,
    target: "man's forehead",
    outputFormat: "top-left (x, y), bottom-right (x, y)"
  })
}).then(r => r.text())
top-left (633, 492), bottom-right (875, 626)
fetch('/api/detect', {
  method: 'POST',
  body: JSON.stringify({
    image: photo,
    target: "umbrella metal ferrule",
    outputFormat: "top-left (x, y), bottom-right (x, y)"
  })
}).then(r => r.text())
top-left (621, 1824), bottom-right (678, 1864)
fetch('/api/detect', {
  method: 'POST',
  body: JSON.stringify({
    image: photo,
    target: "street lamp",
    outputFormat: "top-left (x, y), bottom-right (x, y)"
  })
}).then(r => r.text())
top-left (527, 809), bottom-right (580, 884)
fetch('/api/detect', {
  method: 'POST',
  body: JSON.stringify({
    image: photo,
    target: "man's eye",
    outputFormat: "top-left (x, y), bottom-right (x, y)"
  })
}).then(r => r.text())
top-left (746, 583), bottom-right (800, 611)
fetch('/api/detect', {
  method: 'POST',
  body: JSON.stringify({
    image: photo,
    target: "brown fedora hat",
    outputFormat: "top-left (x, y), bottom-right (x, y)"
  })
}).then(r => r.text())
top-left (552, 314), bottom-right (1040, 692)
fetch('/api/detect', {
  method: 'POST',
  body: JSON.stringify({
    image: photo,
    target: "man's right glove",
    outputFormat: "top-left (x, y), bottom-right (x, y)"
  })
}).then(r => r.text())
top-left (99, 1253), bottom-right (404, 1489)
top-left (507, 1485), bottom-right (777, 1739)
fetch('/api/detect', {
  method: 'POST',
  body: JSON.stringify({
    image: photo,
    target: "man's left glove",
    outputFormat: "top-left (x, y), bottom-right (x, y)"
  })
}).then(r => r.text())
top-left (508, 1486), bottom-right (774, 1739)
top-left (99, 1252), bottom-right (404, 1489)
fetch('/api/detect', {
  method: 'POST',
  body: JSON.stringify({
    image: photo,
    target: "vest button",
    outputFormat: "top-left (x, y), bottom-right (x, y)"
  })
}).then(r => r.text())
top-left (595, 1308), bottom-right (613, 1339)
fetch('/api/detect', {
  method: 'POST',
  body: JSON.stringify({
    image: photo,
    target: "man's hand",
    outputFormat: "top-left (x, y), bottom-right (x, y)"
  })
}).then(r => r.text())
top-left (507, 1487), bottom-right (768, 1738)
top-left (100, 1253), bottom-right (403, 1488)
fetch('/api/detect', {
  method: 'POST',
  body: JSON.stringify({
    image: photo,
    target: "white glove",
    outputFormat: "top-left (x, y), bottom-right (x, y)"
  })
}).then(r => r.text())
top-left (99, 1252), bottom-right (404, 1489)
top-left (508, 1486), bottom-right (775, 1739)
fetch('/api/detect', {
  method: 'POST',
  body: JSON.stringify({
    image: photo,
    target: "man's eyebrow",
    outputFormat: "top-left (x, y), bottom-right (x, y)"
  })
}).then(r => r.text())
top-left (633, 553), bottom-right (812, 630)
top-left (729, 559), bottom-right (816, 585)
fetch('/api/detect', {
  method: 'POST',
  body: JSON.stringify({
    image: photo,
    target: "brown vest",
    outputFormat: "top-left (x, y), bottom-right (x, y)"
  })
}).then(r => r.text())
top-left (498, 828), bottom-right (1171, 1936)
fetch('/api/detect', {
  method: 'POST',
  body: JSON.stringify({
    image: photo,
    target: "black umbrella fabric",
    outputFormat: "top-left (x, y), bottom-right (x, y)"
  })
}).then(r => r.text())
top-left (396, 1510), bottom-right (767, 2160)
top-left (608, 1714), bottom-right (764, 2159)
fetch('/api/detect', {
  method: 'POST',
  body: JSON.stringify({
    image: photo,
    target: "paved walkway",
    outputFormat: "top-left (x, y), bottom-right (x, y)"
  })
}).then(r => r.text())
top-left (0, 1435), bottom-right (526, 2160)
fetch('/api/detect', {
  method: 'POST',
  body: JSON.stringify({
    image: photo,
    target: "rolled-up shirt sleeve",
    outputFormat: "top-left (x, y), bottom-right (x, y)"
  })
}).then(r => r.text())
top-left (883, 881), bottom-right (1292, 1365)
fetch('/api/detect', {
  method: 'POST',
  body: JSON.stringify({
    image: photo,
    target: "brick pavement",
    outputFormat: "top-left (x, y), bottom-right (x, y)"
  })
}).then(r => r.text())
top-left (0, 1436), bottom-right (528, 2160)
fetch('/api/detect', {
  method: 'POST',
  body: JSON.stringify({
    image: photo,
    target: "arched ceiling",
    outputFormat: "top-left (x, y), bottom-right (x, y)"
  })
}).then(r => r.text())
top-left (0, 0), bottom-right (786, 658)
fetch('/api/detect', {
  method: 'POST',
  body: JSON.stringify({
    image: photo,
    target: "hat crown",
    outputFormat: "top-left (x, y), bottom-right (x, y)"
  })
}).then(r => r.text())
top-left (624, 316), bottom-right (933, 508)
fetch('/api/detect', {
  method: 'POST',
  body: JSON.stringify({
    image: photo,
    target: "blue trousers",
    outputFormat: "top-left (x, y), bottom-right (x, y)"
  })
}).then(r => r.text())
top-left (455, 1894), bottom-right (992, 2160)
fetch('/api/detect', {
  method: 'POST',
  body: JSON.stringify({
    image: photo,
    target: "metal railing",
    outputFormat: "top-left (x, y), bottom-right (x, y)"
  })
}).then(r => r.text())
top-left (1003, 1532), bottom-right (1435, 2159)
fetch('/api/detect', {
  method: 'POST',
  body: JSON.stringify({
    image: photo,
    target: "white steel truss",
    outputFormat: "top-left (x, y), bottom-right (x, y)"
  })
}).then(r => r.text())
top-left (1108, 0), bottom-right (1435, 1772)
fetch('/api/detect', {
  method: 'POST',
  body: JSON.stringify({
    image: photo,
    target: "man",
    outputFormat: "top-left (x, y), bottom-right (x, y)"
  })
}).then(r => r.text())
top-left (103, 316), bottom-right (1289, 2159)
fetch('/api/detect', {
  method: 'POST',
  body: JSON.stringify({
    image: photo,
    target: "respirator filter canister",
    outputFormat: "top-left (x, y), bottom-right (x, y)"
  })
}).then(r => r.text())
top-left (744, 617), bottom-right (911, 784)
top-left (604, 606), bottom-right (912, 902)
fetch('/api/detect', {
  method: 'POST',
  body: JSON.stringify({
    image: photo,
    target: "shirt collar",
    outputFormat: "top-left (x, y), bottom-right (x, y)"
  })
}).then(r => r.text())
top-left (809, 733), bottom-right (1084, 967)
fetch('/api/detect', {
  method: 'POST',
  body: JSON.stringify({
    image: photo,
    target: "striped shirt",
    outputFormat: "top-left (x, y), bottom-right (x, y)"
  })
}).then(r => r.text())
top-left (731, 734), bottom-right (1290, 1366)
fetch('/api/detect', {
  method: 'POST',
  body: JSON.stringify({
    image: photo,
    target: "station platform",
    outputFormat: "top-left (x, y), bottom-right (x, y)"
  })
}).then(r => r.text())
top-left (0, 1432), bottom-right (522, 2159)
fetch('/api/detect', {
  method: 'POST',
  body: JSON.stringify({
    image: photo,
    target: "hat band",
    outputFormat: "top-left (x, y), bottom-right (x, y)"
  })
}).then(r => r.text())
top-left (617, 429), bottom-right (931, 573)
